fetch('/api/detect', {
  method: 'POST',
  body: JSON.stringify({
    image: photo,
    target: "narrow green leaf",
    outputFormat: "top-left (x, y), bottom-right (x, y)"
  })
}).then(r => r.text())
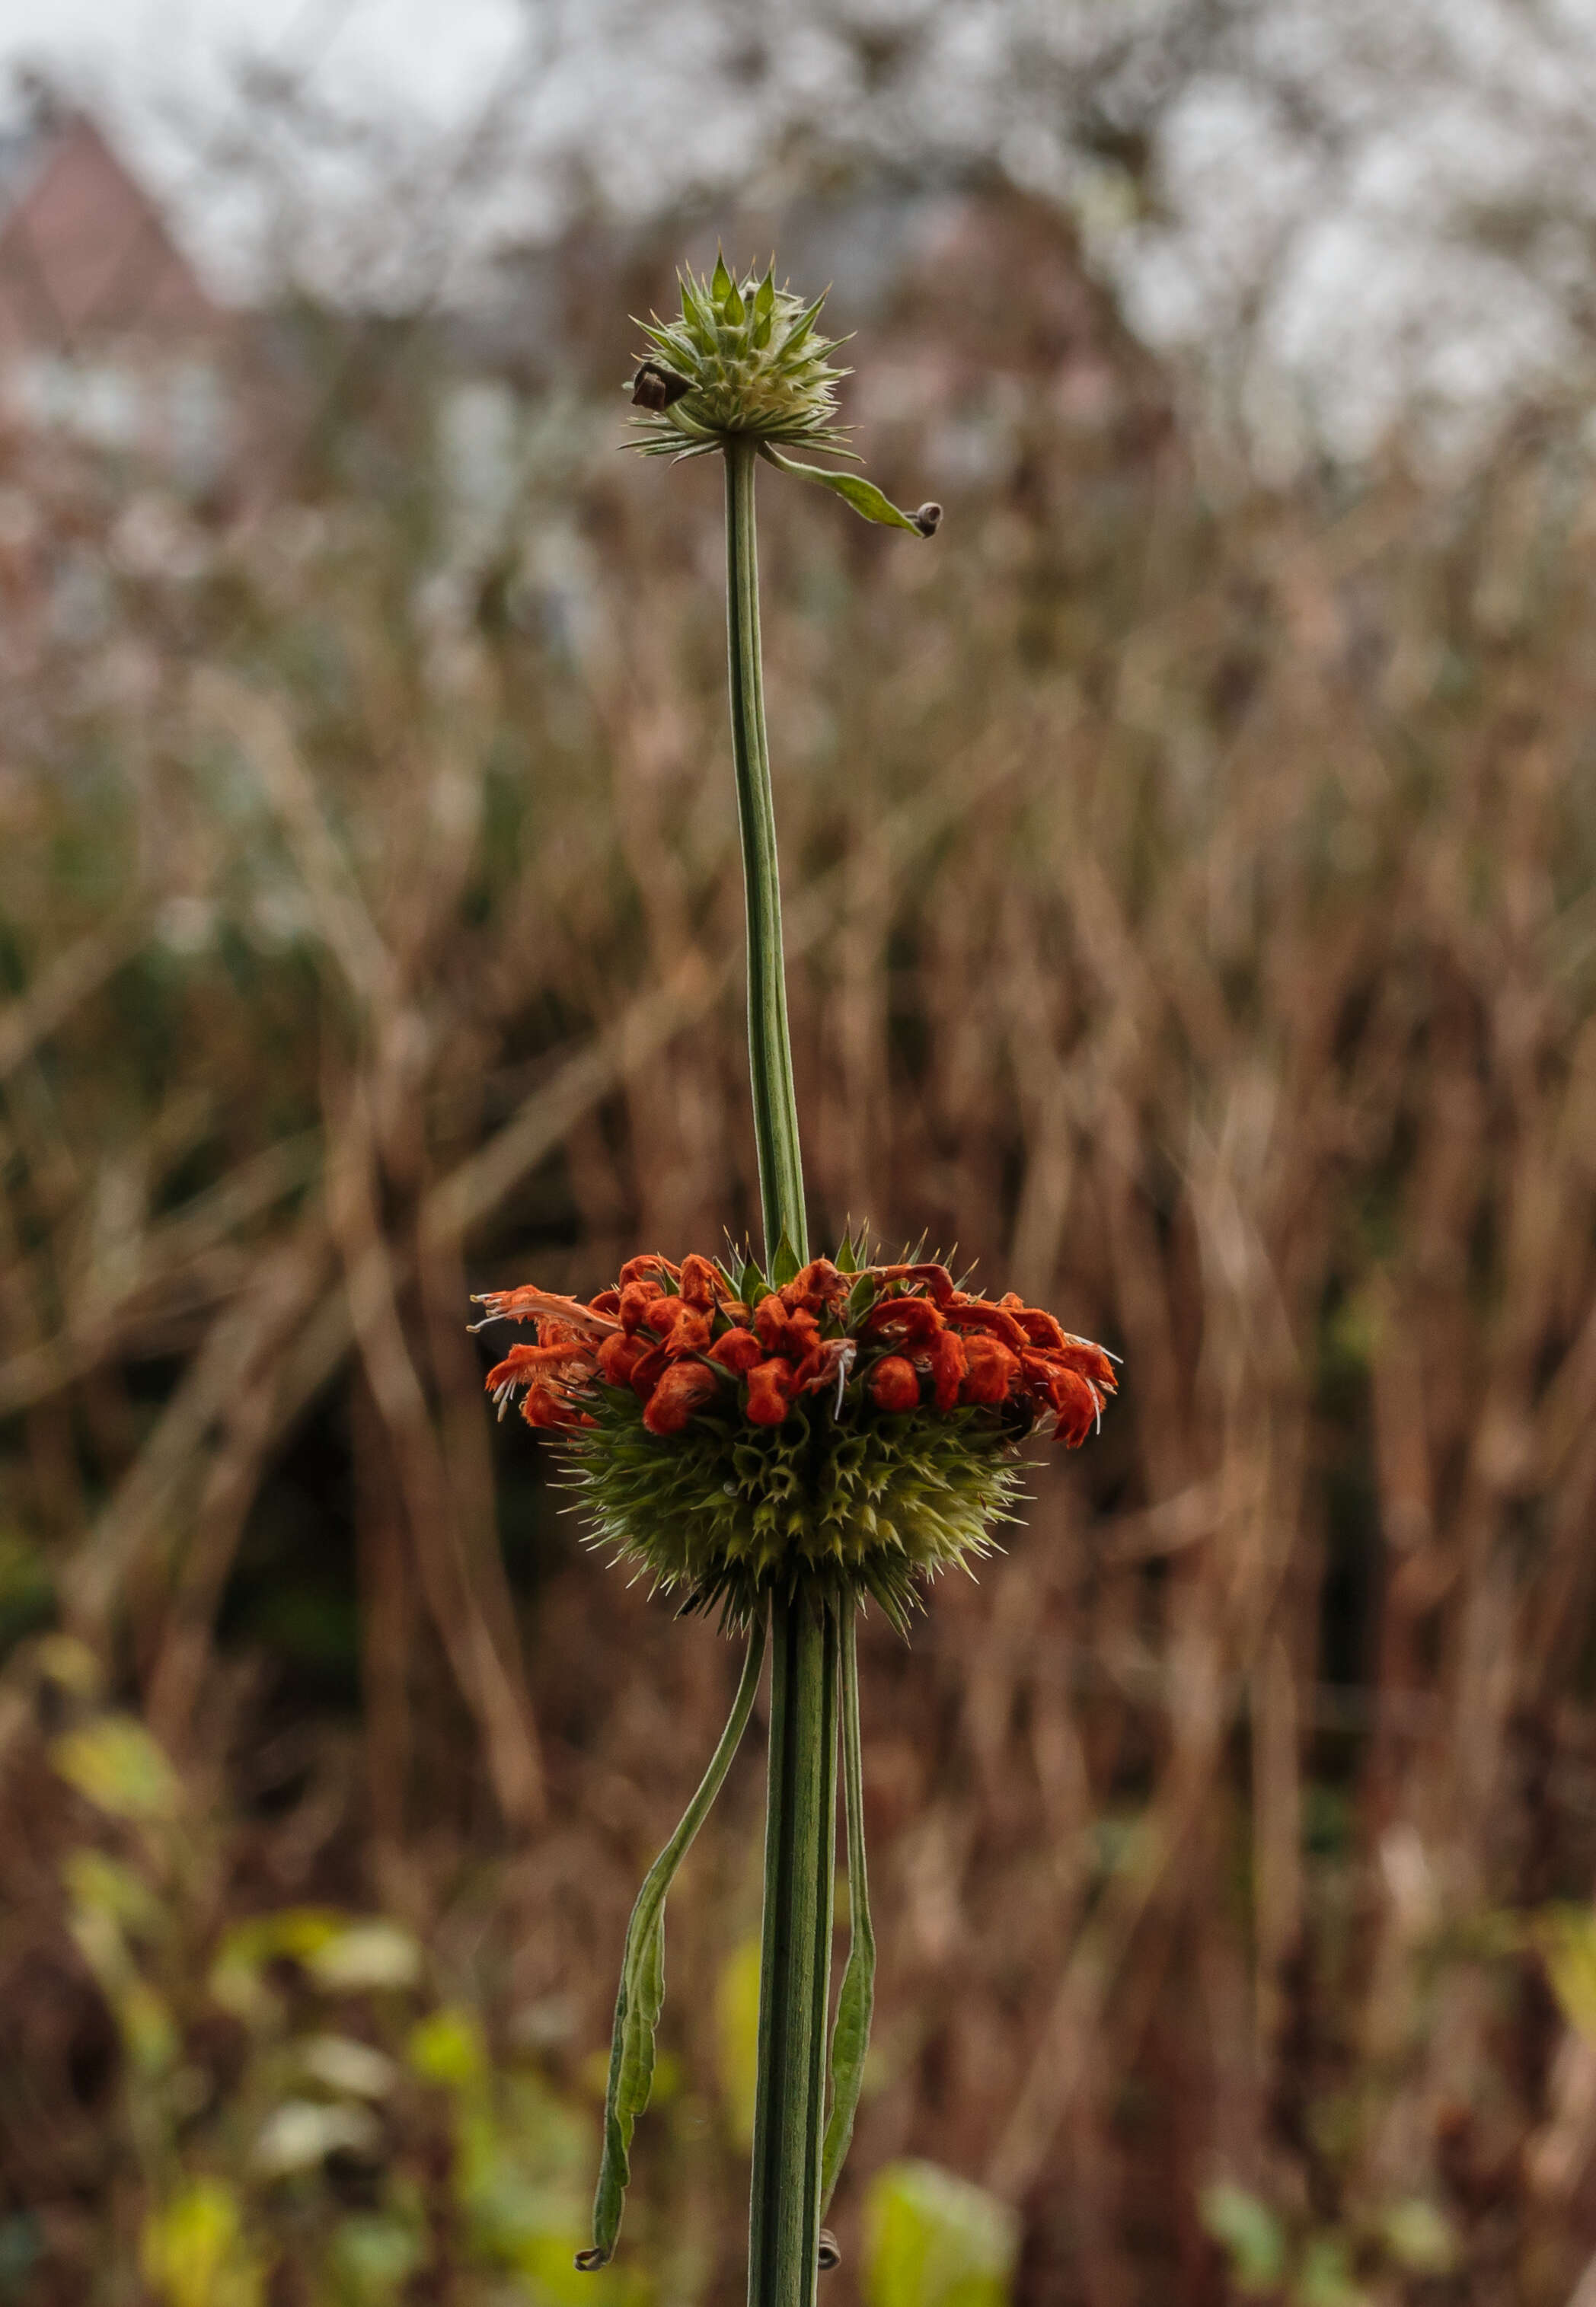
top-left (835, 1233), bottom-right (859, 1275)
top-left (771, 1230), bottom-right (801, 1288)
top-left (711, 250), bottom-right (733, 305)
top-left (740, 1258), bottom-right (770, 1307)
top-left (583, 1616), bottom-right (768, 2267)
top-left (760, 447), bottom-right (938, 537)
top-left (847, 1275), bottom-right (879, 1323)
top-left (725, 274), bottom-right (746, 326)
top-left (821, 1607), bottom-right (875, 2215)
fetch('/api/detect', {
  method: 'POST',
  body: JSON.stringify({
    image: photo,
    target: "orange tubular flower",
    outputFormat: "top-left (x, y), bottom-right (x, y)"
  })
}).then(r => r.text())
top-left (746, 1358), bottom-right (800, 1425)
top-left (959, 1333), bottom-right (1020, 1405)
top-left (709, 1328), bottom-right (764, 1377)
top-left (643, 1362), bottom-right (720, 1435)
top-left (926, 1326), bottom-right (967, 1413)
top-left (868, 1356), bottom-right (921, 1412)
top-left (475, 1244), bottom-right (1116, 1460)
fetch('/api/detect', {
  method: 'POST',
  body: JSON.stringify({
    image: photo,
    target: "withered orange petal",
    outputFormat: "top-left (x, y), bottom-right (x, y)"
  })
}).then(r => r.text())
top-left (642, 1362), bottom-right (718, 1435)
top-left (868, 1355), bottom-right (921, 1412)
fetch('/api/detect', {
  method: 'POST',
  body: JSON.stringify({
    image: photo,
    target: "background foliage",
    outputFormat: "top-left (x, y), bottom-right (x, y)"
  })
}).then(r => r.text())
top-left (5, 193), bottom-right (1596, 2305)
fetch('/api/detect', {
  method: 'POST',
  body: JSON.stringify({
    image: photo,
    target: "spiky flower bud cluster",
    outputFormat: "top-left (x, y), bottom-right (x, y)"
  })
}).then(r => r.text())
top-left (474, 1237), bottom-right (1116, 1630)
top-left (627, 256), bottom-right (943, 535)
top-left (629, 253), bottom-right (847, 459)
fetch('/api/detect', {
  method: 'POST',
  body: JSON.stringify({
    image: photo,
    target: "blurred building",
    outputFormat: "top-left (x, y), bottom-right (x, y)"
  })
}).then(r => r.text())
top-left (0, 101), bottom-right (235, 493)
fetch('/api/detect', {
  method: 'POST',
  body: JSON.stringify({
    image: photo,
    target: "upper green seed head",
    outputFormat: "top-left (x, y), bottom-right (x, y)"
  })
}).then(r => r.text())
top-left (627, 254), bottom-right (853, 460)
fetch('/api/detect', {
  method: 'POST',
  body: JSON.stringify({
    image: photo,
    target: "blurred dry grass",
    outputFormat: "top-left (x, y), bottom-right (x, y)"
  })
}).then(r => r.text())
top-left (5, 204), bottom-right (1596, 2303)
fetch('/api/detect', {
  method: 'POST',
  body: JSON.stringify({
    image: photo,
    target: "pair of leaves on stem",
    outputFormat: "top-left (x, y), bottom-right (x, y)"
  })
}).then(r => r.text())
top-left (578, 1610), bottom-right (875, 2269)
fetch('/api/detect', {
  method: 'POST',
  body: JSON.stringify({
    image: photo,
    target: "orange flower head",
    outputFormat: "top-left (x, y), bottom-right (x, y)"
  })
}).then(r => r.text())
top-left (474, 1237), bottom-right (1116, 1627)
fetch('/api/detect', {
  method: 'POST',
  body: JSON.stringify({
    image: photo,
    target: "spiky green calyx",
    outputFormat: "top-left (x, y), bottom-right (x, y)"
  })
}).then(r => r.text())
top-left (566, 1383), bottom-right (1026, 1635)
top-left (627, 254), bottom-right (943, 536)
top-left (629, 253), bottom-right (849, 460)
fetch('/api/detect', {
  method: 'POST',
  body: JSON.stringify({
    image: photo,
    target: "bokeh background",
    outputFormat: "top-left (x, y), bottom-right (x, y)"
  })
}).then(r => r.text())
top-left (6, 5), bottom-right (1596, 2302)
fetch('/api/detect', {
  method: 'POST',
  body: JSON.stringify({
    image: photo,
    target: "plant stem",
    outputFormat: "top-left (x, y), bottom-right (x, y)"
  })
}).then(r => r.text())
top-left (747, 1589), bottom-right (838, 2307)
top-left (724, 439), bottom-right (838, 2306)
top-left (724, 437), bottom-right (807, 1265)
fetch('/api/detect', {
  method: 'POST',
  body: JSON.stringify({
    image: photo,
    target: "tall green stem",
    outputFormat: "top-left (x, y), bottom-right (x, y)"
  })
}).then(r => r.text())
top-left (723, 439), bottom-right (839, 2306)
top-left (747, 1590), bottom-right (838, 2307)
top-left (725, 437), bottom-right (806, 1264)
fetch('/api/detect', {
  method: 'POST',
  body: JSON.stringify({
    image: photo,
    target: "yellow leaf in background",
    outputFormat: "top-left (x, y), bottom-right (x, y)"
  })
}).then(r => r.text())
top-left (1379, 2198), bottom-right (1455, 2276)
top-left (308, 1919), bottom-right (423, 1995)
top-left (863, 2160), bottom-right (1019, 2307)
top-left (209, 1907), bottom-right (346, 2018)
top-left (1540, 1907), bottom-right (1596, 2043)
top-left (139, 2181), bottom-right (262, 2307)
top-left (408, 2005), bottom-right (490, 2094)
top-left (715, 1936), bottom-right (761, 2148)
top-left (118, 1977), bottom-right (180, 2078)
top-left (52, 1715), bottom-right (181, 1822)
top-left (29, 1632), bottom-right (102, 1699)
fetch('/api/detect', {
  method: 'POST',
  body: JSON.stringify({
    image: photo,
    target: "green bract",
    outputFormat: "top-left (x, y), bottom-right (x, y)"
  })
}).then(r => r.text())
top-left (567, 1384), bottom-right (1026, 1635)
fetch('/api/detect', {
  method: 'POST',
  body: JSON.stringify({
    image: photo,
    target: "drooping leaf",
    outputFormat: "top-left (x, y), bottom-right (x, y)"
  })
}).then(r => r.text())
top-left (760, 447), bottom-right (938, 536)
top-left (581, 1615), bottom-right (768, 2267)
top-left (821, 1608), bottom-right (876, 2214)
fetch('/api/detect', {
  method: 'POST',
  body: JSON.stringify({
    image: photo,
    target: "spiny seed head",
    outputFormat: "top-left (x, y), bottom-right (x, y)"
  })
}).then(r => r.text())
top-left (567, 1383), bottom-right (1026, 1635)
top-left (627, 252), bottom-right (852, 461)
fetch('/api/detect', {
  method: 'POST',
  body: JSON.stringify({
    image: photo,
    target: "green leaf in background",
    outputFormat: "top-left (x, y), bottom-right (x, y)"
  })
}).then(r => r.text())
top-left (759, 446), bottom-right (940, 536)
top-left (1292, 2232), bottom-right (1369, 2307)
top-left (1199, 2184), bottom-right (1287, 2296)
top-left (716, 1935), bottom-right (763, 2148)
top-left (863, 2161), bottom-right (1019, 2307)
top-left (52, 1715), bottom-right (181, 1822)
top-left (326, 2215), bottom-right (426, 2305)
top-left (582, 1614), bottom-right (767, 2268)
